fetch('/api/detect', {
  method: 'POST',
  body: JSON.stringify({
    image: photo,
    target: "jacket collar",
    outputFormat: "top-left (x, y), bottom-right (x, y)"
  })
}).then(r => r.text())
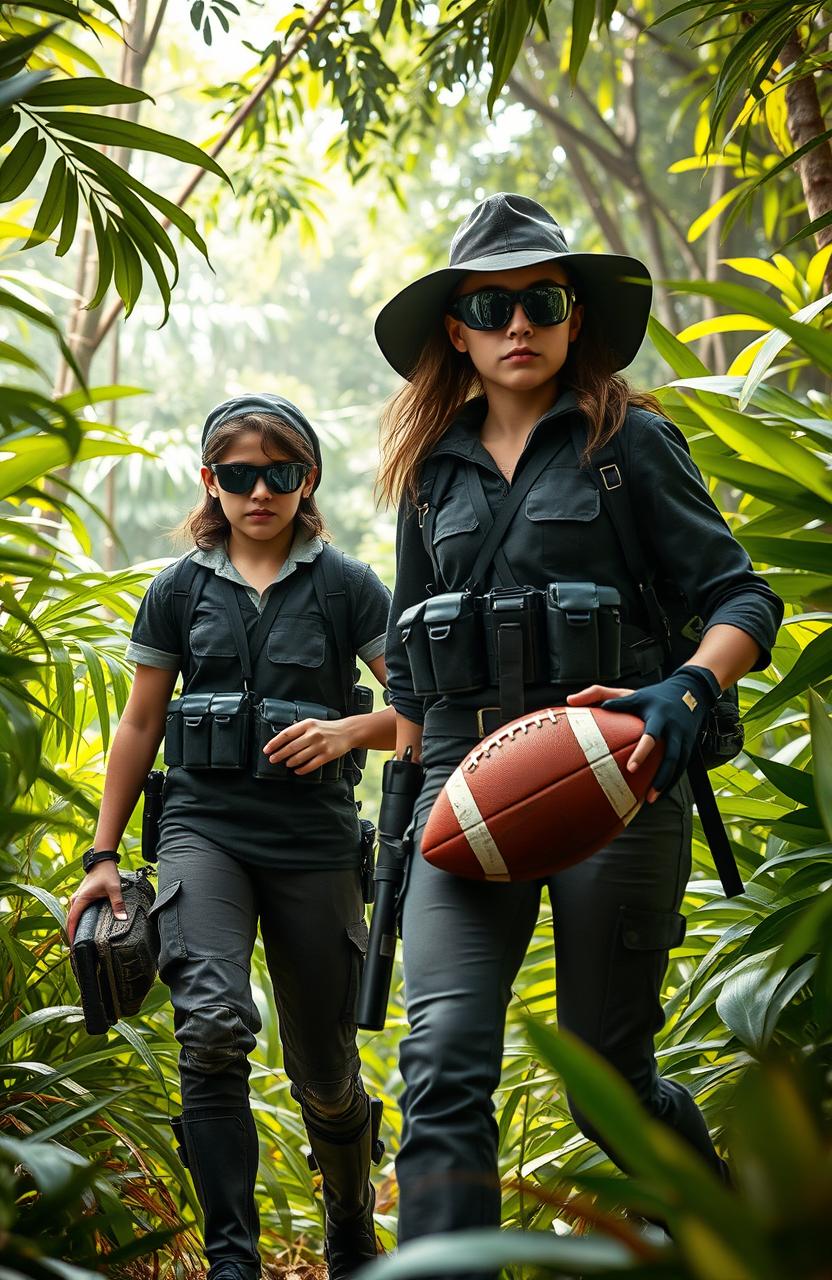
top-left (427, 387), bottom-right (581, 467)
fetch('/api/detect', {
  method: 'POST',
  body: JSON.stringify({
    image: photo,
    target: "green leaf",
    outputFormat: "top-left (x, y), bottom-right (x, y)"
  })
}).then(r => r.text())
top-left (809, 690), bottom-right (832, 841)
top-left (67, 140), bottom-right (209, 262)
top-left (56, 171), bottom-right (78, 257)
top-left (24, 155), bottom-right (67, 250)
top-left (569, 0), bottom-right (596, 85)
top-left (487, 0), bottom-right (535, 114)
top-left (41, 110), bottom-right (229, 181)
top-left (662, 277), bottom-right (832, 375)
top-left (745, 752), bottom-right (817, 810)
top-left (0, 126), bottom-right (47, 201)
top-left (649, 315), bottom-right (711, 379)
top-left (716, 950), bottom-right (816, 1052)
top-left (681, 397), bottom-right (832, 504)
top-left (739, 291), bottom-right (832, 410)
top-left (378, 0), bottom-right (397, 38)
top-left (738, 534), bottom-right (831, 574)
top-left (745, 629), bottom-right (832, 723)
top-left (86, 201), bottom-right (114, 310)
top-left (0, 68), bottom-right (51, 110)
top-left (346, 1227), bottom-right (638, 1279)
top-left (780, 207), bottom-right (832, 249)
top-left (110, 225), bottom-right (144, 317)
top-left (25, 77), bottom-right (152, 107)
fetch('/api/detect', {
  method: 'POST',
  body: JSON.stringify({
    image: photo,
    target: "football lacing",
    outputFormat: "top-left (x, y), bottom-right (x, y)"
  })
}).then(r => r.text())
top-left (464, 708), bottom-right (559, 771)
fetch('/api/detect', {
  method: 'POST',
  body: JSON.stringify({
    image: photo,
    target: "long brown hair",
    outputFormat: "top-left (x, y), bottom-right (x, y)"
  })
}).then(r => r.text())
top-left (377, 277), bottom-right (663, 506)
top-left (183, 412), bottom-right (327, 549)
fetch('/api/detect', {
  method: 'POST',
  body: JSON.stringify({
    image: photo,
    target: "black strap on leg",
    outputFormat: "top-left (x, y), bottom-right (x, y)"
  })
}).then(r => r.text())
top-left (687, 749), bottom-right (744, 898)
top-left (497, 623), bottom-right (524, 725)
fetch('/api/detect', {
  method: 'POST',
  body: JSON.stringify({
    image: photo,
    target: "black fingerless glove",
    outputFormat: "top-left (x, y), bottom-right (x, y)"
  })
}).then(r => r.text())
top-left (600, 665), bottom-right (722, 795)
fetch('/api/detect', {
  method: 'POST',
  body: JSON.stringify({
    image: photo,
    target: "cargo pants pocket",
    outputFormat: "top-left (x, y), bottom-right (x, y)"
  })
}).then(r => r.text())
top-left (341, 919), bottom-right (369, 1025)
top-left (147, 879), bottom-right (188, 975)
top-left (600, 905), bottom-right (687, 1056)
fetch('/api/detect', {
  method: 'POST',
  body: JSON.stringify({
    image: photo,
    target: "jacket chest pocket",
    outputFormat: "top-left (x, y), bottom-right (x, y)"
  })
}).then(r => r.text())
top-left (189, 619), bottom-right (238, 659)
top-left (267, 617), bottom-right (326, 668)
top-left (431, 481), bottom-right (480, 590)
top-left (524, 469), bottom-right (600, 566)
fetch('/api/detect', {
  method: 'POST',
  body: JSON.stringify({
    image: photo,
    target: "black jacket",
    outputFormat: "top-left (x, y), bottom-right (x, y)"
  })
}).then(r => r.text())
top-left (385, 392), bottom-right (784, 729)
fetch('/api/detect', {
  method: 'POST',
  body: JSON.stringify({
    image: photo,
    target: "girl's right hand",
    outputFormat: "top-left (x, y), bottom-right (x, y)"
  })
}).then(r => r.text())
top-left (66, 862), bottom-right (127, 945)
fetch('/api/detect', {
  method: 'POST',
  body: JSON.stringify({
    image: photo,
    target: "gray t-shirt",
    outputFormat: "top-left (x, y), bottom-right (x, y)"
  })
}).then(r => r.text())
top-left (128, 535), bottom-right (391, 868)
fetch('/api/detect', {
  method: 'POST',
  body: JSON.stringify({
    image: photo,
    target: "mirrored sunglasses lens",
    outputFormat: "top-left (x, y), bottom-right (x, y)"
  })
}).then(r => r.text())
top-left (524, 286), bottom-right (569, 325)
top-left (265, 463), bottom-right (306, 493)
top-left (215, 464), bottom-right (256, 493)
top-left (467, 290), bottom-right (512, 329)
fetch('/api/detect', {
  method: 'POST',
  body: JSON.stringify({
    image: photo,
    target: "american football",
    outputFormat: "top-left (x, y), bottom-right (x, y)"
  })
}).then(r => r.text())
top-left (421, 705), bottom-right (663, 881)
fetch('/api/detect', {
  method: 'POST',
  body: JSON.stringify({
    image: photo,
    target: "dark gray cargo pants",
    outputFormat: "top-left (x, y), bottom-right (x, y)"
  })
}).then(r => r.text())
top-left (150, 825), bottom-right (367, 1111)
top-left (396, 736), bottom-right (721, 1243)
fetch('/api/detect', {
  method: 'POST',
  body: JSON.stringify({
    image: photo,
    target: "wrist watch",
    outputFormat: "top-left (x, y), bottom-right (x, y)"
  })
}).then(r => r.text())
top-left (82, 847), bottom-right (121, 874)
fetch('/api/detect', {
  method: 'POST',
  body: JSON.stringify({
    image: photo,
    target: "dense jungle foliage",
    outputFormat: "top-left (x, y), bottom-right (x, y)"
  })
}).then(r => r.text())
top-left (1, 2), bottom-right (831, 1278)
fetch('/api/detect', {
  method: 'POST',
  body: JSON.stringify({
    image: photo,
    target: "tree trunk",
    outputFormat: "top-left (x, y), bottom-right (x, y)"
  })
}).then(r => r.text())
top-left (780, 29), bottom-right (832, 292)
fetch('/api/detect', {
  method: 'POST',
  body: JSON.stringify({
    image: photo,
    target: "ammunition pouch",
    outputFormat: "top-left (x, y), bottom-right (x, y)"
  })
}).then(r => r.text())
top-left (70, 868), bottom-right (159, 1036)
top-left (348, 683), bottom-right (374, 772)
top-left (253, 697), bottom-right (343, 782)
top-left (164, 691), bottom-right (251, 770)
top-left (165, 689), bottom-right (361, 783)
top-left (545, 581), bottom-right (622, 683)
top-left (397, 581), bottom-right (631, 697)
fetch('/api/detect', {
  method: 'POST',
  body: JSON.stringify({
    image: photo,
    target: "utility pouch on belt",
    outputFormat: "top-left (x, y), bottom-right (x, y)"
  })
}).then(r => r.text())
top-left (349, 684), bottom-right (374, 771)
top-left (425, 591), bottom-right (488, 693)
top-left (398, 599), bottom-right (436, 696)
top-left (545, 582), bottom-right (622, 683)
top-left (253, 698), bottom-right (343, 782)
top-left (483, 587), bottom-right (546, 685)
top-left (165, 692), bottom-right (250, 770)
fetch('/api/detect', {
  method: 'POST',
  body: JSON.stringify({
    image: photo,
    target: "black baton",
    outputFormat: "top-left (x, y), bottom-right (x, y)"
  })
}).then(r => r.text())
top-left (356, 749), bottom-right (424, 1031)
top-left (142, 769), bottom-right (165, 864)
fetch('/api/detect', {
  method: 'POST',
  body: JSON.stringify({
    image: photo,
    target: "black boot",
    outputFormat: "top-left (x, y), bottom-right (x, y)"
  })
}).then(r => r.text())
top-left (293, 1085), bottom-right (382, 1280)
top-left (171, 1109), bottom-right (260, 1280)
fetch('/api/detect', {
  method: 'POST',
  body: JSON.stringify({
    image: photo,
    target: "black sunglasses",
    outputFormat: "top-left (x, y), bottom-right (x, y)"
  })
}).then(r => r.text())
top-left (447, 282), bottom-right (576, 331)
top-left (212, 461), bottom-right (311, 495)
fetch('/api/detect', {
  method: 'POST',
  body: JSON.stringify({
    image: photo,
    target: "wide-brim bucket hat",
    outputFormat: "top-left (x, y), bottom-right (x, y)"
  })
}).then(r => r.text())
top-left (374, 192), bottom-right (652, 380)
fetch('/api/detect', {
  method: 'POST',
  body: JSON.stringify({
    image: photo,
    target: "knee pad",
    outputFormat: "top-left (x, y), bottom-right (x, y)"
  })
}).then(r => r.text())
top-left (177, 1004), bottom-right (256, 1075)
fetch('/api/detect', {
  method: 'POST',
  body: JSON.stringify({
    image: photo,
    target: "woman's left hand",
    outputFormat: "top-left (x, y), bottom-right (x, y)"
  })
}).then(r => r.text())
top-left (567, 685), bottom-right (665, 796)
top-left (262, 718), bottom-right (353, 775)
top-left (567, 667), bottom-right (719, 802)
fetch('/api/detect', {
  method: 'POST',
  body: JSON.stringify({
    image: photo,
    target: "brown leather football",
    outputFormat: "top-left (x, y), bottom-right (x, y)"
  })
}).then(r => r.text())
top-left (421, 705), bottom-right (664, 881)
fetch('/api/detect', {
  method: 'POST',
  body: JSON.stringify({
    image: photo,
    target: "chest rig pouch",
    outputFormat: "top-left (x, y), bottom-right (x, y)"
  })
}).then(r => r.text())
top-left (402, 437), bottom-right (626, 720)
top-left (164, 549), bottom-right (371, 782)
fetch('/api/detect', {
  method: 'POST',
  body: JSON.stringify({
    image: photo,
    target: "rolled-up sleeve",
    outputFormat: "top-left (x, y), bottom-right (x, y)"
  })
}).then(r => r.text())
top-left (632, 414), bottom-right (784, 669)
top-left (126, 562), bottom-right (182, 671)
top-left (385, 494), bottom-right (436, 724)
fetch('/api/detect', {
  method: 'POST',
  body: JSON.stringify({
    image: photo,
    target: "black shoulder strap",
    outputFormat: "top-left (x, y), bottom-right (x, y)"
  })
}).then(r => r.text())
top-left (172, 553), bottom-right (206, 658)
top-left (465, 432), bottom-right (568, 594)
top-left (464, 467), bottom-right (518, 589)
top-left (311, 544), bottom-right (353, 712)
top-left (569, 420), bottom-right (671, 657)
top-left (217, 573), bottom-right (293, 689)
top-left (417, 460), bottom-right (456, 592)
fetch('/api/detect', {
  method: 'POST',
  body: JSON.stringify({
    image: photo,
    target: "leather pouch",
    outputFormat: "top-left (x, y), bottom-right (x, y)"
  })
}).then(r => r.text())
top-left (70, 869), bottom-right (159, 1036)
top-left (425, 591), bottom-right (488, 694)
top-left (398, 599), bottom-right (436, 697)
top-left (253, 698), bottom-right (343, 783)
top-left (484, 587), bottom-right (546, 685)
top-left (179, 692), bottom-right (214, 768)
top-left (546, 582), bottom-right (621, 683)
top-left (209, 691), bottom-right (250, 770)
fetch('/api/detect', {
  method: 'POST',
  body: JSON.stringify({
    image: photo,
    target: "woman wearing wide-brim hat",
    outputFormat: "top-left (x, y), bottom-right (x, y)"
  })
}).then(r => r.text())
top-left (375, 193), bottom-right (782, 1242)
